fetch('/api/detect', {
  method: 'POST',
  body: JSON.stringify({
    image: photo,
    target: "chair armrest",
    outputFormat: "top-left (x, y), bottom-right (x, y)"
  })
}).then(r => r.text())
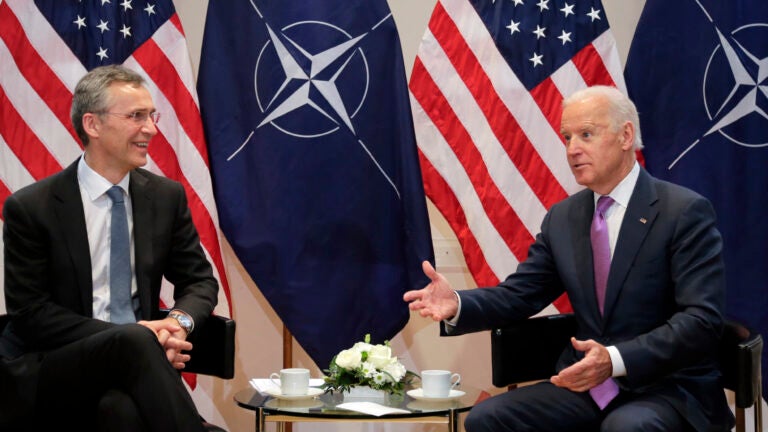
top-left (160, 310), bottom-right (236, 379)
top-left (720, 321), bottom-right (763, 408)
top-left (185, 314), bottom-right (236, 379)
top-left (491, 313), bottom-right (577, 387)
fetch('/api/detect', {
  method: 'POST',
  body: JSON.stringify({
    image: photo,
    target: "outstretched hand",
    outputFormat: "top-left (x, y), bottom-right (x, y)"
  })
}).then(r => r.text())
top-left (402, 261), bottom-right (459, 321)
top-left (550, 337), bottom-right (613, 392)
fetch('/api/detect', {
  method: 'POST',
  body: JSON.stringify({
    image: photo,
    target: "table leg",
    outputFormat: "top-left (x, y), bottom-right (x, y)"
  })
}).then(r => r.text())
top-left (255, 407), bottom-right (265, 432)
top-left (449, 409), bottom-right (460, 432)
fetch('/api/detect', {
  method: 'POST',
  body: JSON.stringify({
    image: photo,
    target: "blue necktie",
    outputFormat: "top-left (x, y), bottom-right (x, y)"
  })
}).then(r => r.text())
top-left (106, 186), bottom-right (135, 324)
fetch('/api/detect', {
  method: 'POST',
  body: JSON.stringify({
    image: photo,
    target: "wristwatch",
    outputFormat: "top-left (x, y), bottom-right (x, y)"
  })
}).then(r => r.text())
top-left (168, 311), bottom-right (194, 335)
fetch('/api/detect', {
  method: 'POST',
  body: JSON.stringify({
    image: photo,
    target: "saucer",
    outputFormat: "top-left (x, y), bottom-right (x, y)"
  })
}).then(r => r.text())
top-left (407, 388), bottom-right (465, 402)
top-left (264, 387), bottom-right (324, 400)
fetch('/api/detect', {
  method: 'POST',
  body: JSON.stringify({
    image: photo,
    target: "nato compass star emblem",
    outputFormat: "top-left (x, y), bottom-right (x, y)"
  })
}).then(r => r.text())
top-left (670, 1), bottom-right (768, 169)
top-left (227, 3), bottom-right (401, 198)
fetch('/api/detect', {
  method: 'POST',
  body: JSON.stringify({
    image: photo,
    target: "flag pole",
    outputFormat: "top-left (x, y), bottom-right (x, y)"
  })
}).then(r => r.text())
top-left (283, 324), bottom-right (293, 368)
top-left (282, 324), bottom-right (293, 432)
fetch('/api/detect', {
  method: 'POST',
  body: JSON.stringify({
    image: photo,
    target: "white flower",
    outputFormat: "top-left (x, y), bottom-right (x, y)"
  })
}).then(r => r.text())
top-left (367, 344), bottom-right (393, 369)
top-left (335, 348), bottom-right (362, 369)
top-left (372, 372), bottom-right (387, 385)
top-left (383, 361), bottom-right (406, 382)
top-left (352, 341), bottom-right (374, 354)
top-left (360, 361), bottom-right (376, 378)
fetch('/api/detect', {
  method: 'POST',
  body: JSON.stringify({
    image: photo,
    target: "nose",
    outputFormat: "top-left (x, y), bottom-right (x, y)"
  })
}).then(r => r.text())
top-left (141, 116), bottom-right (158, 135)
top-left (566, 137), bottom-right (583, 156)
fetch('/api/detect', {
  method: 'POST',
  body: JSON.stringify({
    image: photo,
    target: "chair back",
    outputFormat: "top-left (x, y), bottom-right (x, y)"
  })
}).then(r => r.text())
top-left (491, 313), bottom-right (576, 387)
top-left (718, 321), bottom-right (763, 432)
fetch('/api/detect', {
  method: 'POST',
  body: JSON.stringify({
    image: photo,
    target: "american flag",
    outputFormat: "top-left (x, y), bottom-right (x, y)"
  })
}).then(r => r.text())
top-left (0, 0), bottom-right (231, 420)
top-left (410, 0), bottom-right (625, 309)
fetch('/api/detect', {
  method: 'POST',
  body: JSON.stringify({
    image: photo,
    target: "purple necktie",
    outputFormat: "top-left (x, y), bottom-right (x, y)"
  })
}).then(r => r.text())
top-left (589, 195), bottom-right (619, 409)
top-left (591, 195), bottom-right (614, 315)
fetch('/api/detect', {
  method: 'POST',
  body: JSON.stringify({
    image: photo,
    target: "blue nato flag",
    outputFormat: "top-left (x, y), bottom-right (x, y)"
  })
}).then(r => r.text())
top-left (625, 0), bottom-right (768, 394)
top-left (197, 0), bottom-right (434, 367)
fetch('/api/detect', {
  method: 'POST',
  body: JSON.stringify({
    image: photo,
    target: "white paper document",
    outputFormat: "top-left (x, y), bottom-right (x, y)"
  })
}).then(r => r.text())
top-left (336, 401), bottom-right (410, 417)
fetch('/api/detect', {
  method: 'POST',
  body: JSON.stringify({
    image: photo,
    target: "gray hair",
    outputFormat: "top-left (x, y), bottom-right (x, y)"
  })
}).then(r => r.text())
top-left (562, 85), bottom-right (643, 150)
top-left (70, 65), bottom-right (146, 145)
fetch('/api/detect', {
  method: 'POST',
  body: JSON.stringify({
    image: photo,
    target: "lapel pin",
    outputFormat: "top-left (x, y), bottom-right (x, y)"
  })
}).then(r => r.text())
top-left (639, 218), bottom-right (647, 224)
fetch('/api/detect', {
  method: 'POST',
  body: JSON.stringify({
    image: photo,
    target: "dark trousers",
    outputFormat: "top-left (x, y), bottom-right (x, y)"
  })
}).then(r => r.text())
top-left (35, 325), bottom-right (204, 432)
top-left (464, 381), bottom-right (697, 432)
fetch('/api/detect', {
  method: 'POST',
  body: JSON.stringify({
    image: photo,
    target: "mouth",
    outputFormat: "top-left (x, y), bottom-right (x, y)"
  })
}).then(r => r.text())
top-left (135, 142), bottom-right (149, 149)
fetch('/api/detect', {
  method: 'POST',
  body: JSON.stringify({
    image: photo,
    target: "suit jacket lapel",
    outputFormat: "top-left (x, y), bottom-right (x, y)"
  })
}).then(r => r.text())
top-left (52, 159), bottom-right (94, 315)
top-left (129, 170), bottom-right (154, 320)
top-left (570, 190), bottom-right (603, 322)
top-left (603, 169), bottom-right (658, 322)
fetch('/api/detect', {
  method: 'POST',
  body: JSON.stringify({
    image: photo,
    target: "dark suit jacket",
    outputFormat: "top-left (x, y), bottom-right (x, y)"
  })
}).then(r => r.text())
top-left (0, 159), bottom-right (218, 404)
top-left (451, 168), bottom-right (731, 431)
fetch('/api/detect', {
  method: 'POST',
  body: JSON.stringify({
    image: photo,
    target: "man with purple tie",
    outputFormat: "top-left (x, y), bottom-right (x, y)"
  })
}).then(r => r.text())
top-left (404, 86), bottom-right (733, 432)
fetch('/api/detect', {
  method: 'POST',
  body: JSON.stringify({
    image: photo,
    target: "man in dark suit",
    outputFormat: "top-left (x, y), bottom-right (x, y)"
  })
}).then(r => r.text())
top-left (0, 65), bottom-right (218, 431)
top-left (404, 86), bottom-right (733, 431)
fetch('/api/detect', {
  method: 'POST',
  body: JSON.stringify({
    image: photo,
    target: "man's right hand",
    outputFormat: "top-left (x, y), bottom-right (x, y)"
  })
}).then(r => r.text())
top-left (403, 261), bottom-right (459, 322)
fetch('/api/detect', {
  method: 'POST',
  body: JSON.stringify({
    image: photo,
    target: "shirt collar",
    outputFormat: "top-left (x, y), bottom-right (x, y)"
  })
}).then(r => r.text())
top-left (77, 155), bottom-right (130, 201)
top-left (593, 161), bottom-right (640, 209)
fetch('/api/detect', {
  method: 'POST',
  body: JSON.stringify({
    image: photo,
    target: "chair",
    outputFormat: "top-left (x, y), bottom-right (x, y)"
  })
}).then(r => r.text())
top-left (491, 313), bottom-right (763, 432)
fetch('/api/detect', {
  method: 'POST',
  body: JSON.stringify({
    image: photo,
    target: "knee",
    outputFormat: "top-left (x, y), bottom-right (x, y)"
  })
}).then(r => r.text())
top-left (105, 325), bottom-right (164, 365)
top-left (465, 398), bottom-right (511, 432)
top-left (601, 414), bottom-right (666, 432)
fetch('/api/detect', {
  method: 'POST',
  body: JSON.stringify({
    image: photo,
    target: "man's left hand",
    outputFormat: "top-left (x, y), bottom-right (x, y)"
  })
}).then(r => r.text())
top-left (550, 337), bottom-right (612, 392)
top-left (138, 319), bottom-right (193, 369)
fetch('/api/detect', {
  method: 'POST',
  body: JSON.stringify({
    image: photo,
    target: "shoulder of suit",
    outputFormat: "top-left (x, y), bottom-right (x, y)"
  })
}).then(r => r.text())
top-left (132, 167), bottom-right (183, 190)
top-left (650, 175), bottom-right (705, 203)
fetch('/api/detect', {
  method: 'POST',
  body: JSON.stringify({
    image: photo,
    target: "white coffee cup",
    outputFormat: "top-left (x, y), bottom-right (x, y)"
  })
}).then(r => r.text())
top-left (421, 369), bottom-right (461, 398)
top-left (269, 368), bottom-right (310, 395)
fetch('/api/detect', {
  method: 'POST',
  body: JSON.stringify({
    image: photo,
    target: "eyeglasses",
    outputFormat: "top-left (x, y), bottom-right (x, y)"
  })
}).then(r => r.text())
top-left (98, 111), bottom-right (161, 124)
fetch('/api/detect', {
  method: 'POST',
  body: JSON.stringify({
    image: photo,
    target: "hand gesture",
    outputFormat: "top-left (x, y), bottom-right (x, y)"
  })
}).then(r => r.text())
top-left (403, 261), bottom-right (459, 321)
top-left (550, 337), bottom-right (613, 392)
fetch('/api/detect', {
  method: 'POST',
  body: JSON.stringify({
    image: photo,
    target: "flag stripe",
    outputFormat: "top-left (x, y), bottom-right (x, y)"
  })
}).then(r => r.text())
top-left (5, 0), bottom-right (86, 91)
top-left (411, 91), bottom-right (519, 281)
top-left (0, 41), bottom-right (82, 171)
top-left (410, 58), bottom-right (534, 261)
top-left (0, 134), bottom-right (35, 201)
top-left (439, 0), bottom-right (582, 195)
top-left (0, 4), bottom-right (80, 146)
top-left (428, 2), bottom-right (568, 211)
top-left (413, 29), bottom-right (549, 239)
top-left (419, 149), bottom-right (499, 286)
top-left (0, 86), bottom-right (62, 181)
top-left (570, 42), bottom-right (615, 87)
top-left (134, 37), bottom-right (209, 166)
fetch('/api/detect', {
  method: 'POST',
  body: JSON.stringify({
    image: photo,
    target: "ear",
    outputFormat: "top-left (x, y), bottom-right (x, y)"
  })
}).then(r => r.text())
top-left (620, 121), bottom-right (635, 151)
top-left (82, 112), bottom-right (101, 140)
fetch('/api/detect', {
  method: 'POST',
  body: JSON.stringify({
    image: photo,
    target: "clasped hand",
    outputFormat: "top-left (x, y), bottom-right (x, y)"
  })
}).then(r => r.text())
top-left (550, 337), bottom-right (613, 392)
top-left (138, 318), bottom-right (193, 370)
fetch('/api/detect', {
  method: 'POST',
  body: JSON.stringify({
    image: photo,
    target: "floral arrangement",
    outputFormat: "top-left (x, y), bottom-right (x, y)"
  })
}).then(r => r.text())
top-left (322, 334), bottom-right (416, 395)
